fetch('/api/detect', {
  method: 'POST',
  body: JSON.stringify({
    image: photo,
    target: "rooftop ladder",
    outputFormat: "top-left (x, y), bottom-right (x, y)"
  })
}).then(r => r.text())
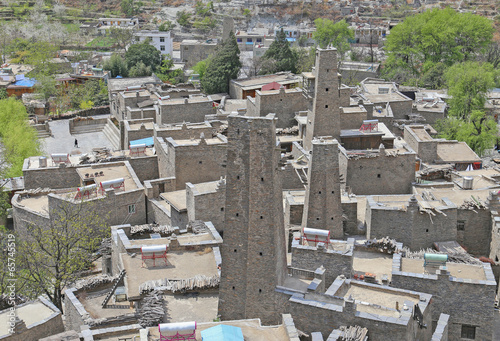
top-left (102, 269), bottom-right (126, 308)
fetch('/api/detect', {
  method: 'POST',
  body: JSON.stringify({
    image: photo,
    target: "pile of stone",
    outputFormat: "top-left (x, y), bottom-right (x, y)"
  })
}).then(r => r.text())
top-left (138, 290), bottom-right (165, 327)
top-left (130, 223), bottom-right (175, 236)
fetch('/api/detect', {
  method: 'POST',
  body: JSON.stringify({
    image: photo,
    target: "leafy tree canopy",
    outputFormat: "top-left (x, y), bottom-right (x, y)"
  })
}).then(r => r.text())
top-left (121, 0), bottom-right (143, 16)
top-left (260, 29), bottom-right (298, 74)
top-left (104, 53), bottom-right (129, 78)
top-left (313, 18), bottom-right (354, 58)
top-left (129, 61), bottom-right (152, 77)
top-left (445, 61), bottom-right (496, 120)
top-left (201, 31), bottom-right (241, 94)
top-left (125, 41), bottom-right (162, 72)
top-left (384, 8), bottom-right (493, 81)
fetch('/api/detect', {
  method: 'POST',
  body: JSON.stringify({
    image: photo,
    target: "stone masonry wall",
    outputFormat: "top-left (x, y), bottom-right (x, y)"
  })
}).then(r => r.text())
top-left (186, 181), bottom-right (226, 233)
top-left (392, 256), bottom-right (496, 341)
top-left (158, 100), bottom-right (215, 125)
top-left (128, 156), bottom-right (159, 183)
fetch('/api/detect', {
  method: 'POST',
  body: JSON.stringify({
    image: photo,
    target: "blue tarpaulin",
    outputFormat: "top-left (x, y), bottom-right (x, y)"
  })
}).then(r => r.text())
top-left (129, 137), bottom-right (154, 147)
top-left (286, 37), bottom-right (296, 42)
top-left (201, 325), bottom-right (244, 341)
top-left (13, 76), bottom-right (36, 87)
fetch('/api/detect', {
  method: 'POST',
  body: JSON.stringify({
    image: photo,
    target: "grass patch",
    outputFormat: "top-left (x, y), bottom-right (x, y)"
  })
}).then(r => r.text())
top-left (85, 36), bottom-right (118, 48)
top-left (63, 23), bottom-right (80, 34)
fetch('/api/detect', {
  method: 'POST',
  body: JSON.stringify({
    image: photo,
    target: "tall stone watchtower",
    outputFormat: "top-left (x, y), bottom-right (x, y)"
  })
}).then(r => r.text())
top-left (218, 114), bottom-right (287, 325)
top-left (302, 138), bottom-right (343, 238)
top-left (304, 48), bottom-right (341, 151)
top-left (222, 16), bottom-right (235, 42)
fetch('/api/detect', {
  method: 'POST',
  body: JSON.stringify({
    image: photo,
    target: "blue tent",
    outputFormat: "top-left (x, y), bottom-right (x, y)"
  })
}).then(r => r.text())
top-left (129, 137), bottom-right (154, 147)
top-left (201, 325), bottom-right (244, 341)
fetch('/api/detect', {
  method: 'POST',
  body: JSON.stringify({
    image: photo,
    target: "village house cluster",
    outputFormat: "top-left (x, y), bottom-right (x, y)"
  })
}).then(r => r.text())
top-left (1, 19), bottom-right (500, 341)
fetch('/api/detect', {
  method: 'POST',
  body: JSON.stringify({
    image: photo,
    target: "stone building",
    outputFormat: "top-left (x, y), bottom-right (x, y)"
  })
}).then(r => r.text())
top-left (229, 72), bottom-right (301, 99)
top-left (339, 144), bottom-right (416, 195)
top-left (180, 40), bottom-right (217, 68)
top-left (218, 114), bottom-right (288, 325)
top-left (302, 138), bottom-right (343, 238)
top-left (246, 87), bottom-right (309, 128)
top-left (155, 134), bottom-right (227, 190)
top-left (391, 253), bottom-right (496, 340)
top-left (154, 97), bottom-right (216, 125)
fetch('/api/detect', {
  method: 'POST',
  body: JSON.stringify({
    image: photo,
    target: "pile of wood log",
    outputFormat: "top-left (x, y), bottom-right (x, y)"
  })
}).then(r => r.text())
top-left (139, 274), bottom-right (220, 295)
top-left (74, 274), bottom-right (117, 291)
top-left (138, 290), bottom-right (165, 327)
top-left (339, 325), bottom-right (369, 341)
top-left (363, 237), bottom-right (399, 254)
top-left (403, 248), bottom-right (482, 265)
top-left (460, 196), bottom-right (486, 210)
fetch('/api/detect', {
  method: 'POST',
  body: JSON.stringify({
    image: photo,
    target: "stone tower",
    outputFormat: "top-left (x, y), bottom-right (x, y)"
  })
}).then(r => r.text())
top-left (304, 48), bottom-right (341, 151)
top-left (218, 114), bottom-right (287, 325)
top-left (222, 16), bottom-right (235, 42)
top-left (302, 138), bottom-right (343, 238)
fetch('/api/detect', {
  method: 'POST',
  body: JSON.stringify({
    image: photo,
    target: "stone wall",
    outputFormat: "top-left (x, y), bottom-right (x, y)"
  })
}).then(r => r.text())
top-left (157, 99), bottom-right (216, 125)
top-left (23, 159), bottom-right (82, 190)
top-left (457, 208), bottom-right (492, 256)
top-left (154, 122), bottom-right (215, 141)
top-left (122, 118), bottom-right (154, 149)
top-left (340, 106), bottom-right (367, 130)
top-left (69, 117), bottom-right (108, 134)
top-left (246, 88), bottom-right (309, 128)
top-left (63, 288), bottom-right (87, 332)
top-left (391, 254), bottom-right (496, 341)
top-left (186, 180), bottom-right (226, 233)
top-left (12, 193), bottom-right (51, 236)
top-left (291, 239), bottom-right (354, 287)
top-left (157, 136), bottom-right (227, 190)
top-left (345, 148), bottom-right (416, 195)
top-left (128, 156), bottom-right (159, 183)
top-left (431, 314), bottom-right (450, 341)
top-left (366, 196), bottom-right (458, 250)
top-left (403, 126), bottom-right (438, 163)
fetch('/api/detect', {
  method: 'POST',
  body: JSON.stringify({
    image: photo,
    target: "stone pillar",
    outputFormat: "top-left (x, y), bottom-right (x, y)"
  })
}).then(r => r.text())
top-left (218, 114), bottom-right (287, 325)
top-left (302, 138), bottom-right (343, 238)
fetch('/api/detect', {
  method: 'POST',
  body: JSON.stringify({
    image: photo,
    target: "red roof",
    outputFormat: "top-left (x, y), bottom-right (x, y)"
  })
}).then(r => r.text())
top-left (261, 81), bottom-right (282, 91)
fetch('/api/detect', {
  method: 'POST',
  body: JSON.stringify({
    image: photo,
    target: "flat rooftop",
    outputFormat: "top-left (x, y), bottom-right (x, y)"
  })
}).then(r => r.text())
top-left (121, 249), bottom-right (218, 299)
top-left (121, 90), bottom-right (150, 98)
top-left (26, 155), bottom-right (81, 169)
top-left (159, 97), bottom-right (211, 105)
top-left (401, 258), bottom-right (486, 280)
top-left (170, 137), bottom-right (226, 146)
top-left (363, 92), bottom-right (410, 103)
top-left (108, 76), bottom-right (160, 91)
top-left (353, 250), bottom-right (393, 282)
top-left (128, 122), bottom-right (154, 130)
top-left (414, 188), bottom-right (490, 207)
top-left (408, 126), bottom-right (433, 141)
top-left (0, 301), bottom-right (56, 336)
top-left (190, 180), bottom-right (220, 195)
top-left (232, 73), bottom-right (300, 89)
top-left (436, 142), bottom-right (481, 163)
top-left (222, 99), bottom-right (247, 112)
top-left (148, 319), bottom-right (290, 341)
top-left (160, 190), bottom-right (187, 211)
top-left (76, 164), bottom-right (139, 191)
top-left (344, 282), bottom-right (420, 317)
top-left (17, 194), bottom-right (49, 214)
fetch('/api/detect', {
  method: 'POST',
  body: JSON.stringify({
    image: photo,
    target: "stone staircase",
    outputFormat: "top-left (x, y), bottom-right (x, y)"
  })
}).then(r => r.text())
top-left (102, 123), bottom-right (120, 151)
top-left (70, 123), bottom-right (107, 135)
top-left (37, 129), bottom-right (52, 138)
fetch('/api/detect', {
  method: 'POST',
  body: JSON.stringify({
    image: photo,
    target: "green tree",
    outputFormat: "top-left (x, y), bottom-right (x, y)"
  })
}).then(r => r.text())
top-left (129, 61), bottom-right (152, 77)
top-left (121, 0), bottom-right (143, 16)
top-left (201, 31), bottom-right (241, 94)
top-left (0, 97), bottom-right (42, 177)
top-left (157, 57), bottom-right (183, 84)
top-left (260, 29), bottom-right (297, 74)
top-left (384, 8), bottom-right (494, 81)
top-left (294, 46), bottom-right (316, 74)
top-left (159, 20), bottom-right (174, 32)
top-left (16, 200), bottom-right (109, 311)
top-left (445, 61), bottom-right (496, 120)
top-left (176, 10), bottom-right (192, 28)
top-left (125, 41), bottom-right (162, 71)
top-left (108, 27), bottom-right (134, 51)
top-left (313, 19), bottom-right (354, 58)
top-left (437, 111), bottom-right (498, 156)
top-left (104, 54), bottom-right (129, 78)
top-left (34, 74), bottom-right (57, 100)
top-left (0, 88), bottom-right (7, 100)
top-left (419, 62), bottom-right (447, 89)
top-left (193, 59), bottom-right (208, 80)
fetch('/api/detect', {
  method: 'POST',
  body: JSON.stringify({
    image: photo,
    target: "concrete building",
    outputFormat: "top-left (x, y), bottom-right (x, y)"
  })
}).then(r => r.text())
top-left (218, 114), bottom-right (287, 325)
top-left (133, 30), bottom-right (174, 57)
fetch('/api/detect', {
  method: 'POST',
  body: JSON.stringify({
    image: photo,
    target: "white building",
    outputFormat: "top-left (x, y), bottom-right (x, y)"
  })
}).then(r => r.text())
top-left (133, 30), bottom-right (174, 57)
